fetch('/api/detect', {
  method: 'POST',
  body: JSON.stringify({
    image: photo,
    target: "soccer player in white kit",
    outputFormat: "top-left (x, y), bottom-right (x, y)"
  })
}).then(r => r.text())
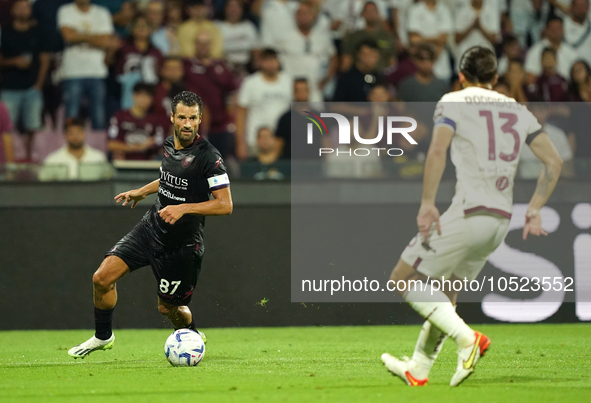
top-left (381, 46), bottom-right (564, 387)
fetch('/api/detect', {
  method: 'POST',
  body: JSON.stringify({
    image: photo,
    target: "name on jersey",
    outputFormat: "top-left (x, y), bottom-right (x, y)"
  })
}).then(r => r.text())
top-left (464, 96), bottom-right (522, 109)
top-left (160, 167), bottom-right (189, 188)
top-left (158, 187), bottom-right (186, 202)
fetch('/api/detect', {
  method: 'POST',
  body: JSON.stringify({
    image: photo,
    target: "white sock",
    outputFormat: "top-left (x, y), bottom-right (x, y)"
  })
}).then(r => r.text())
top-left (409, 304), bottom-right (456, 379)
top-left (404, 283), bottom-right (475, 349)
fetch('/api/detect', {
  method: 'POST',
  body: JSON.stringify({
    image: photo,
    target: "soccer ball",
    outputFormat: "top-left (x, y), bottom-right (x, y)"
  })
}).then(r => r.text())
top-left (164, 329), bottom-right (206, 367)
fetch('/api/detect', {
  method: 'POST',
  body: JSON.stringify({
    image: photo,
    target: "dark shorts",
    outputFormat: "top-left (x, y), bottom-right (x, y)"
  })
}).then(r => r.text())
top-left (105, 221), bottom-right (204, 306)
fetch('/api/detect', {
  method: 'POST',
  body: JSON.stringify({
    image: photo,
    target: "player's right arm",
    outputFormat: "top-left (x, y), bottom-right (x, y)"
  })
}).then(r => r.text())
top-left (418, 124), bottom-right (455, 241)
top-left (114, 179), bottom-right (159, 208)
top-left (523, 132), bottom-right (563, 240)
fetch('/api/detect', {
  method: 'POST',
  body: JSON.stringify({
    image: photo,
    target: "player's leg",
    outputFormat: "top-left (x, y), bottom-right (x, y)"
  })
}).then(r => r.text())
top-left (92, 255), bottom-right (130, 330)
top-left (447, 215), bottom-right (509, 386)
top-left (68, 256), bottom-right (129, 358)
top-left (382, 215), bottom-right (479, 384)
top-left (153, 242), bottom-right (208, 342)
top-left (157, 297), bottom-right (193, 329)
top-left (157, 298), bottom-right (208, 343)
top-left (406, 278), bottom-right (460, 381)
top-left (68, 223), bottom-right (150, 359)
top-left (382, 258), bottom-right (471, 385)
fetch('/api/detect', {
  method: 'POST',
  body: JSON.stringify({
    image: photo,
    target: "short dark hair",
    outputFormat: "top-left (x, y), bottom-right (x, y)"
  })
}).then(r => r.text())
top-left (502, 34), bottom-right (518, 48)
top-left (546, 16), bottom-right (563, 26)
top-left (64, 117), bottom-right (85, 131)
top-left (171, 91), bottom-right (204, 116)
top-left (260, 48), bottom-right (278, 59)
top-left (542, 47), bottom-right (557, 58)
top-left (294, 77), bottom-right (309, 85)
top-left (163, 55), bottom-right (183, 65)
top-left (187, 0), bottom-right (206, 7)
top-left (357, 39), bottom-right (379, 54)
top-left (133, 82), bottom-right (156, 96)
top-left (362, 1), bottom-right (378, 12)
top-left (459, 46), bottom-right (497, 84)
top-left (415, 43), bottom-right (436, 61)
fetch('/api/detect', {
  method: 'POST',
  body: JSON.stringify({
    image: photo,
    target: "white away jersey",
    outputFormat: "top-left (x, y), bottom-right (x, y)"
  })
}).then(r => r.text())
top-left (434, 87), bottom-right (543, 218)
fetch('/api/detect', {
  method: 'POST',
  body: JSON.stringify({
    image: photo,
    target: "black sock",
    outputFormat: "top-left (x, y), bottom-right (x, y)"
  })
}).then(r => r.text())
top-left (94, 307), bottom-right (114, 340)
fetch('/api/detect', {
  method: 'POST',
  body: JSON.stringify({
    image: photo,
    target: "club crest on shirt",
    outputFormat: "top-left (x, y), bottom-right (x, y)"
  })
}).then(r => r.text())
top-left (182, 155), bottom-right (195, 168)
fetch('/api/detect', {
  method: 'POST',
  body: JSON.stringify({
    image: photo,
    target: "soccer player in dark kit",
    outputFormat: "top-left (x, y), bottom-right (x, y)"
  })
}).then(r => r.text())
top-left (68, 91), bottom-right (233, 358)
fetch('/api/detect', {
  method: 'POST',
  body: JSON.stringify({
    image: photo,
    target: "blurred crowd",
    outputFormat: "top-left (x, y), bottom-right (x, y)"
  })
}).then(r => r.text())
top-left (0, 0), bottom-right (590, 180)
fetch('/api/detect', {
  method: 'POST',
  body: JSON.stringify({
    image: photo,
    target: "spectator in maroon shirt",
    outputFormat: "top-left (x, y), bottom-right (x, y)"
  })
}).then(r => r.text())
top-left (569, 60), bottom-right (591, 102)
top-left (115, 13), bottom-right (164, 109)
top-left (108, 82), bottom-right (165, 160)
top-left (525, 47), bottom-right (569, 102)
top-left (184, 30), bottom-right (240, 159)
top-left (152, 56), bottom-right (186, 131)
top-left (384, 41), bottom-right (420, 89)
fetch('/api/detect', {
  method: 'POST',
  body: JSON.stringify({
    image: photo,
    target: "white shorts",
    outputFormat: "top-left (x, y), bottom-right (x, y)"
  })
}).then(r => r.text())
top-left (400, 212), bottom-right (510, 281)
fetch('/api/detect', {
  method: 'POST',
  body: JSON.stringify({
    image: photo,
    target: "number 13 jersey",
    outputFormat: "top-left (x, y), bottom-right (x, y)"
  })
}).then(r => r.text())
top-left (434, 86), bottom-right (543, 218)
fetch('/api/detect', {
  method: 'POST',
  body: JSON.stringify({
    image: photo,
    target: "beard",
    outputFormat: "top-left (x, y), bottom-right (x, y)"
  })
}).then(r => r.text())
top-left (68, 142), bottom-right (84, 150)
top-left (174, 126), bottom-right (198, 143)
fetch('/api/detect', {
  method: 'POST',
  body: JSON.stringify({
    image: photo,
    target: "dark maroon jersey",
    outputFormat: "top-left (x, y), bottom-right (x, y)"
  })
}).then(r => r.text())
top-left (108, 109), bottom-right (165, 160)
top-left (183, 58), bottom-right (239, 133)
top-left (526, 73), bottom-right (570, 102)
top-left (385, 58), bottom-right (418, 88)
top-left (144, 135), bottom-right (229, 244)
top-left (115, 40), bottom-right (163, 81)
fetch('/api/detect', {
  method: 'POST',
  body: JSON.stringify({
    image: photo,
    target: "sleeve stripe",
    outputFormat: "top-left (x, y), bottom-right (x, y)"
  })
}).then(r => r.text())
top-left (526, 128), bottom-right (544, 145)
top-left (434, 117), bottom-right (456, 131)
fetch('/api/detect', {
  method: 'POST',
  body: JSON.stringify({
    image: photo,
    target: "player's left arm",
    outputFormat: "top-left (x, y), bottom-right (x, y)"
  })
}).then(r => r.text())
top-left (417, 125), bottom-right (454, 241)
top-left (523, 132), bottom-right (563, 240)
top-left (158, 186), bottom-right (233, 224)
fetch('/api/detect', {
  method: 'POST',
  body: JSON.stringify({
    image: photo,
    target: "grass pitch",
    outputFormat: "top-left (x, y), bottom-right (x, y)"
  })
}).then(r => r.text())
top-left (0, 324), bottom-right (589, 403)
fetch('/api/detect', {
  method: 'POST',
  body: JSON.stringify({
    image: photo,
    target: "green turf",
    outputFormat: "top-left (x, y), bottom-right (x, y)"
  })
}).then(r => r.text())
top-left (0, 324), bottom-right (590, 402)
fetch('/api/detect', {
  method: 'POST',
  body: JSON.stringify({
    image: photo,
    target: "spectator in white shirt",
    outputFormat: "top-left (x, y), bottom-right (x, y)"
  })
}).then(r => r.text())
top-left (564, 0), bottom-right (591, 66)
top-left (266, 1), bottom-right (337, 103)
top-left (216, 0), bottom-right (260, 77)
top-left (236, 49), bottom-right (293, 160)
top-left (406, 0), bottom-right (454, 82)
top-left (260, 0), bottom-right (298, 47)
top-left (454, 0), bottom-right (500, 72)
top-left (524, 17), bottom-right (579, 83)
top-left (324, 0), bottom-right (389, 40)
top-left (40, 117), bottom-right (108, 181)
top-left (510, 0), bottom-right (551, 48)
top-left (389, 0), bottom-right (413, 48)
top-left (58, 0), bottom-right (120, 130)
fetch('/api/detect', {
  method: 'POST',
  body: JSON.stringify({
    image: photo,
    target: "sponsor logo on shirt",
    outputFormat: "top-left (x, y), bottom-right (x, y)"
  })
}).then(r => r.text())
top-left (182, 155), bottom-right (195, 168)
top-left (160, 168), bottom-right (189, 187)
